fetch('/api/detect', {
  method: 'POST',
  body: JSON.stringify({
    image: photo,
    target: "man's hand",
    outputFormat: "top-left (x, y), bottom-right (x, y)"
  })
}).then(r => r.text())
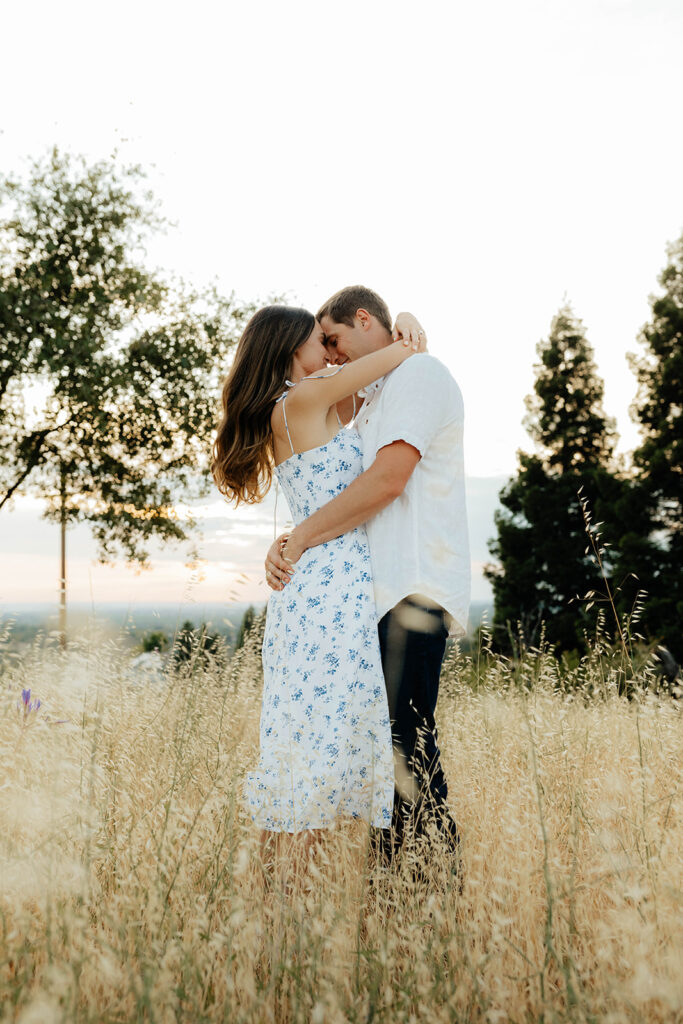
top-left (393, 312), bottom-right (427, 349)
top-left (264, 532), bottom-right (295, 591)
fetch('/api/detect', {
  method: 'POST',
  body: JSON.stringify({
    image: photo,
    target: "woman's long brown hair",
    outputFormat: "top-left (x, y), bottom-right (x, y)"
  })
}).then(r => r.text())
top-left (211, 305), bottom-right (316, 504)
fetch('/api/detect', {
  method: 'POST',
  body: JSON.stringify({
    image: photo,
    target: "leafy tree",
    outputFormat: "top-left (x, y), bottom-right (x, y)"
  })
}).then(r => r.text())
top-left (625, 232), bottom-right (683, 654)
top-left (0, 149), bottom-right (255, 641)
top-left (485, 304), bottom-right (626, 654)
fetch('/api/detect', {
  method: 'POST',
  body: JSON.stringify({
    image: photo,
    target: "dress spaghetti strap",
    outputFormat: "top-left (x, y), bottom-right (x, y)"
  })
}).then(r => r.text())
top-left (274, 389), bottom-right (296, 456)
top-left (275, 366), bottom-right (347, 457)
top-left (335, 389), bottom-right (358, 427)
top-left (281, 392), bottom-right (295, 457)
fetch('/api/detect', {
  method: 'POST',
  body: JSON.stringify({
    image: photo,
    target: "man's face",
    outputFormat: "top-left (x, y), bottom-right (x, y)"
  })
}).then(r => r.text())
top-left (320, 314), bottom-right (376, 364)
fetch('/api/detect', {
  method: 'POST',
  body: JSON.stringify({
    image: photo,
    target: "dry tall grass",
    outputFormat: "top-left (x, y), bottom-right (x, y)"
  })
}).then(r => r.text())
top-left (1, 621), bottom-right (681, 1023)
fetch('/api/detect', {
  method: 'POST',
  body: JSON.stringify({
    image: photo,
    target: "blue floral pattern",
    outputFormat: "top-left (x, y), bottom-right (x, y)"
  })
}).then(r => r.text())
top-left (244, 426), bottom-right (393, 832)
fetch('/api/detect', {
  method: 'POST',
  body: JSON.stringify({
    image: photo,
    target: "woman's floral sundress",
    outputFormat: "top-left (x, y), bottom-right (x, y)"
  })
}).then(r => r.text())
top-left (244, 396), bottom-right (394, 833)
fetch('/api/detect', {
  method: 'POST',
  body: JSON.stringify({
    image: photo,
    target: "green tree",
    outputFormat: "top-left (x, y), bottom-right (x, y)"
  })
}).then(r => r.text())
top-left (172, 620), bottom-right (222, 670)
top-left (234, 604), bottom-right (256, 651)
top-left (485, 304), bottom-right (625, 654)
top-left (0, 149), bottom-right (254, 642)
top-left (140, 630), bottom-right (169, 653)
top-left (625, 232), bottom-right (683, 654)
top-left (522, 305), bottom-right (617, 474)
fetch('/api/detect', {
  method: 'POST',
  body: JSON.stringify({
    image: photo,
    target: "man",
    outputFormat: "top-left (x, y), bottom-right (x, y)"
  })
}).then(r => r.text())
top-left (265, 285), bottom-right (470, 866)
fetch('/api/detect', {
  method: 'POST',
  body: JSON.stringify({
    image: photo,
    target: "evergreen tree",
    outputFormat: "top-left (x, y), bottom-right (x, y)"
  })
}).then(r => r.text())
top-left (523, 305), bottom-right (617, 473)
top-left (140, 630), bottom-right (168, 653)
top-left (235, 605), bottom-right (256, 651)
top-left (625, 232), bottom-right (683, 654)
top-left (172, 620), bottom-right (222, 670)
top-left (486, 304), bottom-right (624, 653)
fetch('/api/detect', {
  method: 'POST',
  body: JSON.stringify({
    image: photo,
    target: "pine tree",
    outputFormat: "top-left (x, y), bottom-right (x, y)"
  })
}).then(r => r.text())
top-left (486, 304), bottom-right (624, 654)
top-left (235, 605), bottom-right (256, 651)
top-left (172, 621), bottom-right (223, 671)
top-left (523, 306), bottom-right (617, 472)
top-left (625, 233), bottom-right (683, 654)
top-left (140, 631), bottom-right (169, 653)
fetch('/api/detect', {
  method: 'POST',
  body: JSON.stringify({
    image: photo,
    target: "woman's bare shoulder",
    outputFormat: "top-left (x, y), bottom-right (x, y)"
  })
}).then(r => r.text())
top-left (270, 395), bottom-right (287, 434)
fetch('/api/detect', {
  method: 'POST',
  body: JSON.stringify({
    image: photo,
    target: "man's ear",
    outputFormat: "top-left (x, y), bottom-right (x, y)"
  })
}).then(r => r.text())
top-left (355, 307), bottom-right (372, 331)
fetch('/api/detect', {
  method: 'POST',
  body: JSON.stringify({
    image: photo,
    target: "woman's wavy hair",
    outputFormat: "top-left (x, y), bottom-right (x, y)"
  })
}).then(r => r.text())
top-left (211, 305), bottom-right (316, 505)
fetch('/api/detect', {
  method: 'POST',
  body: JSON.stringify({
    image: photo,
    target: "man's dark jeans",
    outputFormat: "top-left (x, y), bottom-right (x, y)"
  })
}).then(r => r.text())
top-left (375, 595), bottom-right (460, 863)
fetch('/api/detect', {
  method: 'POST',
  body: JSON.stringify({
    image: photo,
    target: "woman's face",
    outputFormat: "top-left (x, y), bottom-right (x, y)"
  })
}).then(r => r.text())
top-left (290, 320), bottom-right (329, 379)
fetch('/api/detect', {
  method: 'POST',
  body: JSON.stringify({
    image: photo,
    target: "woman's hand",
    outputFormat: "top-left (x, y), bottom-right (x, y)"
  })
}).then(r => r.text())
top-left (393, 312), bottom-right (427, 351)
top-left (264, 533), bottom-right (295, 591)
top-left (281, 527), bottom-right (306, 568)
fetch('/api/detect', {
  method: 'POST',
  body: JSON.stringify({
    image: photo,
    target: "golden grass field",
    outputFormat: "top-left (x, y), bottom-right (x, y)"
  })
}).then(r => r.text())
top-left (1, 620), bottom-right (681, 1023)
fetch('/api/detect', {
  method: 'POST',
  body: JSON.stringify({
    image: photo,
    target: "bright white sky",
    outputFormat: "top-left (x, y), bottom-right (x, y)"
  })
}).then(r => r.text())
top-left (1, 0), bottom-right (682, 613)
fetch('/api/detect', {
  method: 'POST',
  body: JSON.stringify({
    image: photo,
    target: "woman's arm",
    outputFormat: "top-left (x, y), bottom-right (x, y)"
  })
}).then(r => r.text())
top-left (288, 334), bottom-right (426, 413)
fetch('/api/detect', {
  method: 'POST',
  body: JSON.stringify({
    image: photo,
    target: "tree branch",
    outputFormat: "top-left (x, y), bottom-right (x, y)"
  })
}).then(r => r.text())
top-left (0, 366), bottom-right (17, 407)
top-left (0, 428), bottom-right (51, 511)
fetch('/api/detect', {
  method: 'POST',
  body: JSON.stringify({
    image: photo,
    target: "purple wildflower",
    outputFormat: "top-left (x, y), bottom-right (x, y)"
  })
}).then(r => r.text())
top-left (17, 688), bottom-right (41, 719)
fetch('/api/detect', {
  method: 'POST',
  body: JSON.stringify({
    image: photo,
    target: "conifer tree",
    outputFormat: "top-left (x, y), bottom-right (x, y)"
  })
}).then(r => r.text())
top-left (486, 304), bottom-right (623, 653)
top-left (625, 233), bottom-right (683, 653)
top-left (235, 605), bottom-right (256, 651)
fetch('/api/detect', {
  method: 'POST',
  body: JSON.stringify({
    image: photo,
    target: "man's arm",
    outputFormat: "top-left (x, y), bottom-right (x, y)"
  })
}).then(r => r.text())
top-left (266, 441), bottom-right (420, 584)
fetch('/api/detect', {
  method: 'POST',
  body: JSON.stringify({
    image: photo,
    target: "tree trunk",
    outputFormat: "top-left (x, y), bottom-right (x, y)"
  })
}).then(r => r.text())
top-left (59, 465), bottom-right (67, 650)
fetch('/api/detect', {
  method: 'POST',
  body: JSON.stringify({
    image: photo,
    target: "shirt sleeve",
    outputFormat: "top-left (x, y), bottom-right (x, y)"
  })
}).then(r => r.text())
top-left (372, 354), bottom-right (463, 457)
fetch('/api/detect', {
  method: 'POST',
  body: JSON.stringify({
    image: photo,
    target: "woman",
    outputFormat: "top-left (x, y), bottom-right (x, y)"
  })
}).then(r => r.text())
top-left (212, 305), bottom-right (426, 849)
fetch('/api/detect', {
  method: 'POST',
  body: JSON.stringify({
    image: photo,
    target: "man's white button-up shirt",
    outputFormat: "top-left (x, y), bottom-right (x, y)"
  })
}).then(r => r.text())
top-left (356, 353), bottom-right (471, 637)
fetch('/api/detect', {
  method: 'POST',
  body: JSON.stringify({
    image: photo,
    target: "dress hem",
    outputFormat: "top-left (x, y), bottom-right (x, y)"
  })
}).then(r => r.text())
top-left (253, 811), bottom-right (391, 834)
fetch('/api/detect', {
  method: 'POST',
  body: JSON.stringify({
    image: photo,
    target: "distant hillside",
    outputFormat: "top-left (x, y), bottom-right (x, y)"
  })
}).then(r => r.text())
top-left (469, 600), bottom-right (494, 631)
top-left (0, 602), bottom-right (257, 651)
top-left (1, 597), bottom-right (494, 651)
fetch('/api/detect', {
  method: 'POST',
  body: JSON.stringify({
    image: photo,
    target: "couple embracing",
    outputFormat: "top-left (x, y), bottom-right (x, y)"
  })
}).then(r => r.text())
top-left (212, 285), bottom-right (470, 879)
